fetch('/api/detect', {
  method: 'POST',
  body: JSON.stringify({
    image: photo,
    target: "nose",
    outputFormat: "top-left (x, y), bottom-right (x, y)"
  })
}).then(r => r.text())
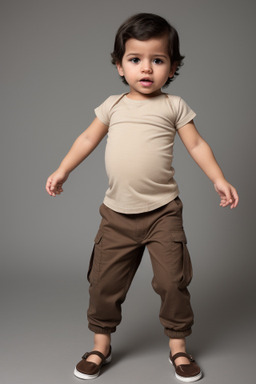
top-left (141, 60), bottom-right (153, 73)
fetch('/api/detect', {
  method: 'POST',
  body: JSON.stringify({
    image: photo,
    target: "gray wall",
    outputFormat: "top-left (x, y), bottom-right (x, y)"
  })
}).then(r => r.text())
top-left (1, 1), bottom-right (255, 383)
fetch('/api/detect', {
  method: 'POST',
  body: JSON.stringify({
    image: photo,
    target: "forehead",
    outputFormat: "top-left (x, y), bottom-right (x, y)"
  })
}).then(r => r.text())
top-left (124, 35), bottom-right (169, 55)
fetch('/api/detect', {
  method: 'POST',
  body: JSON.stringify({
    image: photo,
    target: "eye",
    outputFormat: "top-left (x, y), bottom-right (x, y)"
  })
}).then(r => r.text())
top-left (153, 58), bottom-right (164, 64)
top-left (130, 57), bottom-right (140, 64)
top-left (153, 58), bottom-right (163, 64)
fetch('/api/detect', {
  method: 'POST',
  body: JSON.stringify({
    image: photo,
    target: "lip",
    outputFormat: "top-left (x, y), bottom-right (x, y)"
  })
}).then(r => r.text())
top-left (139, 78), bottom-right (153, 87)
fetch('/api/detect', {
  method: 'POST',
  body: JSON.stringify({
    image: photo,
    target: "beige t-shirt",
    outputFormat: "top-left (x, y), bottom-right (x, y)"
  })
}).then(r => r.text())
top-left (95, 93), bottom-right (196, 214)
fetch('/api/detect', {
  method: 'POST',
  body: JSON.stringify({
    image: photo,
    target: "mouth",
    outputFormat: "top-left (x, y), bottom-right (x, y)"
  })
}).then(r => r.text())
top-left (140, 78), bottom-right (153, 86)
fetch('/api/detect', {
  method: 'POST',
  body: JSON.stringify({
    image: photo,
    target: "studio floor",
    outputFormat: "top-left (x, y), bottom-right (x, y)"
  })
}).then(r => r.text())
top-left (1, 268), bottom-right (255, 384)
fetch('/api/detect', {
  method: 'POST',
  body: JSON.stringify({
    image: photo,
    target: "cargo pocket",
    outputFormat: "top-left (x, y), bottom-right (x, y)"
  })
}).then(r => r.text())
top-left (171, 231), bottom-right (193, 290)
top-left (87, 230), bottom-right (103, 283)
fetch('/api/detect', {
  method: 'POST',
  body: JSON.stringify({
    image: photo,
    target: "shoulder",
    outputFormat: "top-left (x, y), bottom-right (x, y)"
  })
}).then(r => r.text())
top-left (95, 94), bottom-right (125, 126)
top-left (166, 94), bottom-right (183, 108)
top-left (97, 94), bottom-right (125, 110)
top-left (165, 94), bottom-right (196, 129)
top-left (165, 94), bottom-right (194, 112)
top-left (164, 94), bottom-right (183, 116)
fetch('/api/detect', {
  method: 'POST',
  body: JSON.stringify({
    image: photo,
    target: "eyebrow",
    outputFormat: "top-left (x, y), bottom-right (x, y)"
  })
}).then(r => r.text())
top-left (125, 53), bottom-right (168, 58)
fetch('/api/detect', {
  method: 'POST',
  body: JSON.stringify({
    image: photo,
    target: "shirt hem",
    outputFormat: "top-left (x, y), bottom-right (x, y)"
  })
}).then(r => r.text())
top-left (103, 192), bottom-right (179, 214)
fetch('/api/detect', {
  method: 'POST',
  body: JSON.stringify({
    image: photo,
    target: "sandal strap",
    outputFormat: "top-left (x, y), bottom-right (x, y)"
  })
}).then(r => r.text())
top-left (82, 350), bottom-right (106, 361)
top-left (171, 352), bottom-right (194, 365)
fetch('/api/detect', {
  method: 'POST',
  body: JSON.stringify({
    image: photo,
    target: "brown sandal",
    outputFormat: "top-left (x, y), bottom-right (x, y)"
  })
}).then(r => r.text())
top-left (74, 347), bottom-right (112, 379)
top-left (169, 352), bottom-right (202, 382)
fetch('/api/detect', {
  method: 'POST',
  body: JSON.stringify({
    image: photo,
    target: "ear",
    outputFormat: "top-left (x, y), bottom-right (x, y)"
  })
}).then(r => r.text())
top-left (116, 62), bottom-right (124, 77)
top-left (169, 62), bottom-right (178, 78)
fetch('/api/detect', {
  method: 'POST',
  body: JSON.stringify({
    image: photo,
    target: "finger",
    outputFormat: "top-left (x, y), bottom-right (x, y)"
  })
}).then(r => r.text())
top-left (219, 192), bottom-right (229, 206)
top-left (223, 189), bottom-right (233, 206)
top-left (45, 177), bottom-right (51, 191)
top-left (220, 196), bottom-right (228, 207)
top-left (56, 185), bottom-right (63, 193)
top-left (220, 192), bottom-right (233, 208)
top-left (230, 190), bottom-right (239, 209)
top-left (220, 200), bottom-right (229, 208)
top-left (47, 180), bottom-right (58, 196)
top-left (46, 179), bottom-right (54, 195)
top-left (50, 179), bottom-right (58, 192)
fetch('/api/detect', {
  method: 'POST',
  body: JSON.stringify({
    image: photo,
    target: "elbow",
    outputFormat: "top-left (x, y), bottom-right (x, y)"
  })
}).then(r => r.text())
top-left (187, 138), bottom-right (203, 153)
top-left (188, 138), bottom-right (209, 157)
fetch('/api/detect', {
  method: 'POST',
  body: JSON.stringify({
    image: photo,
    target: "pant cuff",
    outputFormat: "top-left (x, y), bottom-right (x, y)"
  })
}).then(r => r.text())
top-left (164, 328), bottom-right (192, 338)
top-left (88, 323), bottom-right (116, 334)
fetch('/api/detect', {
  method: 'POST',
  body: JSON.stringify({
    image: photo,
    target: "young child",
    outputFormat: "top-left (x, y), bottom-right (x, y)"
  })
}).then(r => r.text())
top-left (46, 13), bottom-right (238, 383)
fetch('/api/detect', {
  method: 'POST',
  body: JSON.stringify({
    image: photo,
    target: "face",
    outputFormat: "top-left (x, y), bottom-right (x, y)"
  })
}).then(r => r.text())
top-left (116, 35), bottom-right (176, 100)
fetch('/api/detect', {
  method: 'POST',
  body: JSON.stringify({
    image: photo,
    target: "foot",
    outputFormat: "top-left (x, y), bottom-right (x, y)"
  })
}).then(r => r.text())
top-left (169, 353), bottom-right (202, 382)
top-left (74, 347), bottom-right (112, 380)
top-left (85, 334), bottom-right (111, 365)
top-left (169, 338), bottom-right (190, 366)
top-left (169, 338), bottom-right (202, 382)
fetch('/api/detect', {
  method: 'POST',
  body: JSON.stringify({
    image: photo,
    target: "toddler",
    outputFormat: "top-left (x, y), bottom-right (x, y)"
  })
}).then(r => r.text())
top-left (46, 13), bottom-right (238, 383)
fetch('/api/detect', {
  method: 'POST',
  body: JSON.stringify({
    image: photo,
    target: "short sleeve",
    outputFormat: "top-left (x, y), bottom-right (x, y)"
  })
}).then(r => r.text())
top-left (173, 97), bottom-right (196, 129)
top-left (94, 94), bottom-right (124, 126)
top-left (94, 98), bottom-right (111, 126)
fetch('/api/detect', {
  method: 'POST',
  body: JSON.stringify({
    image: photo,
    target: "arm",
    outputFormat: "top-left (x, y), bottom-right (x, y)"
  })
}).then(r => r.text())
top-left (178, 121), bottom-right (239, 209)
top-left (45, 117), bottom-right (108, 196)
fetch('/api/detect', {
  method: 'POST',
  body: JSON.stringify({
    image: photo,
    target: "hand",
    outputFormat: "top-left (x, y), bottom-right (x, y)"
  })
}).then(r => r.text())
top-left (45, 168), bottom-right (69, 196)
top-left (214, 179), bottom-right (239, 209)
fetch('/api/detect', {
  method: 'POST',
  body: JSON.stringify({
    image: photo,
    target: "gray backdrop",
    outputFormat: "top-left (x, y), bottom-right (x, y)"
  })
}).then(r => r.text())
top-left (1, 0), bottom-right (255, 383)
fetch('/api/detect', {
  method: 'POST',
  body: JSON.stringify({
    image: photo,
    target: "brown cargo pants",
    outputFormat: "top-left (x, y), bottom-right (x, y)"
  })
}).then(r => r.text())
top-left (87, 197), bottom-right (194, 338)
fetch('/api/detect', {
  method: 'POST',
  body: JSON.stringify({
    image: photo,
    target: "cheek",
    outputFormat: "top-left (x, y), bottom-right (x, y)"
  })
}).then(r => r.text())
top-left (160, 66), bottom-right (172, 78)
top-left (122, 65), bottom-right (136, 79)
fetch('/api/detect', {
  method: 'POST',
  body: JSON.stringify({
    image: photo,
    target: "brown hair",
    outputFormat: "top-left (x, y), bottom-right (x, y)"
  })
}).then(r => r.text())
top-left (111, 13), bottom-right (185, 87)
